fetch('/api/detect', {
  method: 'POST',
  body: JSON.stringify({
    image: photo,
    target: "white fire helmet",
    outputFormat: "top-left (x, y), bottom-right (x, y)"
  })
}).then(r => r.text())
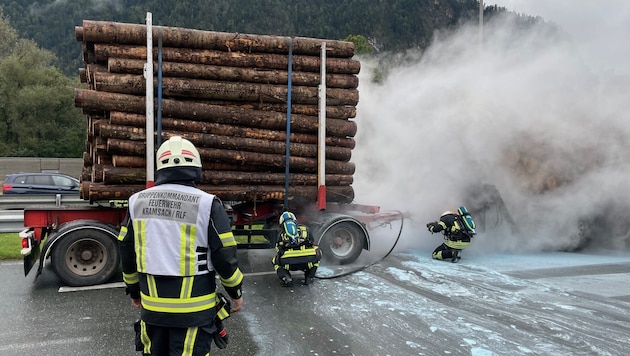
top-left (156, 136), bottom-right (202, 170)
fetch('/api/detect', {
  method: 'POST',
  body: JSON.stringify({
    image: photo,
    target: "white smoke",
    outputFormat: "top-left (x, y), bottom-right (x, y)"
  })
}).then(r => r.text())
top-left (353, 8), bottom-right (630, 254)
top-left (28, 0), bottom-right (123, 15)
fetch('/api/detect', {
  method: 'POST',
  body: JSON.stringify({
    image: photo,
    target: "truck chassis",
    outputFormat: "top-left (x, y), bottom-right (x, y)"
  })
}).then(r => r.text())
top-left (20, 200), bottom-right (402, 286)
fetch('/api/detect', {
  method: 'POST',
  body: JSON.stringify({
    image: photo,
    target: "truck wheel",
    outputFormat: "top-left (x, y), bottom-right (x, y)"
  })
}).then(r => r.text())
top-left (51, 224), bottom-right (120, 287)
top-left (318, 220), bottom-right (366, 265)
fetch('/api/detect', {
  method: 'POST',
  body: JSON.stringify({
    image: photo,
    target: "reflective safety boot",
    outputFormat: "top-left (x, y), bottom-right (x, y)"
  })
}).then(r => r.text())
top-left (280, 276), bottom-right (293, 287)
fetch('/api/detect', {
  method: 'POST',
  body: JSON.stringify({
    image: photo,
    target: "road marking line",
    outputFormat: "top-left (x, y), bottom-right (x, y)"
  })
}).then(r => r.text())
top-left (243, 271), bottom-right (277, 277)
top-left (58, 282), bottom-right (125, 293)
top-left (0, 337), bottom-right (91, 351)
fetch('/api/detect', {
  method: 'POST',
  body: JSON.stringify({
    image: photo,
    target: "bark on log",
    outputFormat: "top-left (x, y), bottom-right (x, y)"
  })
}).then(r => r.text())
top-left (86, 64), bottom-right (107, 87)
top-left (92, 44), bottom-right (360, 74)
top-left (99, 165), bottom-right (352, 186)
top-left (86, 182), bottom-right (354, 204)
top-left (112, 155), bottom-right (145, 167)
top-left (83, 151), bottom-right (92, 166)
top-left (112, 155), bottom-right (278, 172)
top-left (108, 58), bottom-right (359, 89)
top-left (108, 112), bottom-right (356, 149)
top-left (92, 72), bottom-right (359, 106)
top-left (97, 123), bottom-right (352, 161)
top-left (78, 90), bottom-right (355, 120)
top-left (75, 89), bottom-right (358, 137)
top-left (80, 20), bottom-right (355, 58)
top-left (106, 139), bottom-right (355, 174)
top-left (228, 101), bottom-right (356, 119)
top-left (79, 68), bottom-right (87, 83)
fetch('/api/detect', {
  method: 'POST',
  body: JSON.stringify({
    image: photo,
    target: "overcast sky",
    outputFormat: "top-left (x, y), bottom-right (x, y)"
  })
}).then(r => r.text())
top-left (488, 0), bottom-right (630, 74)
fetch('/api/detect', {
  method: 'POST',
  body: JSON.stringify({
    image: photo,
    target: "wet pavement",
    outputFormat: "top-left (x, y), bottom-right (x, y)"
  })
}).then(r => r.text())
top-left (2, 248), bottom-right (630, 355)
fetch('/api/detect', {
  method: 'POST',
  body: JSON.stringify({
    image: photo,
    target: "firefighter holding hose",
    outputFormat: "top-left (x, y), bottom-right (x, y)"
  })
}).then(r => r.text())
top-left (427, 206), bottom-right (477, 262)
top-left (272, 211), bottom-right (322, 286)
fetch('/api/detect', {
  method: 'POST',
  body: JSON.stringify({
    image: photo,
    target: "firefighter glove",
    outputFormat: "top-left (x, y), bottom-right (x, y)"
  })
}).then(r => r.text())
top-left (215, 292), bottom-right (231, 321)
top-left (213, 320), bottom-right (229, 349)
top-left (133, 319), bottom-right (143, 351)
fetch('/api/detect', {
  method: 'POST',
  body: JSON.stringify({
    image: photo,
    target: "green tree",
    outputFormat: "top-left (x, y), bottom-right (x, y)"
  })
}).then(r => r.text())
top-left (0, 10), bottom-right (84, 157)
top-left (343, 34), bottom-right (375, 55)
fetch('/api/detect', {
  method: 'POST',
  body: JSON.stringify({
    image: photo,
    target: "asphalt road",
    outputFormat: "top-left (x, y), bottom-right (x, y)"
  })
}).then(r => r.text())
top-left (1, 248), bottom-right (630, 356)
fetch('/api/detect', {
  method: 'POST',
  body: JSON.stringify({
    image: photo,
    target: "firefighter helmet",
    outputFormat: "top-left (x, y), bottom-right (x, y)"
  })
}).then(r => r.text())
top-left (279, 211), bottom-right (297, 225)
top-left (441, 211), bottom-right (455, 217)
top-left (279, 211), bottom-right (298, 239)
top-left (156, 136), bottom-right (202, 170)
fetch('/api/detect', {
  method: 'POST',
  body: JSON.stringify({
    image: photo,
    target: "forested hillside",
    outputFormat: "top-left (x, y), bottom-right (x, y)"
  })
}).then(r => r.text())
top-left (0, 1), bottom-right (552, 158)
top-left (0, 0), bottom-right (510, 76)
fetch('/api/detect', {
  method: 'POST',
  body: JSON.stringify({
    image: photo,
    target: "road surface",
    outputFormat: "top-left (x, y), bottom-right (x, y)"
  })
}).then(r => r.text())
top-left (1, 247), bottom-right (629, 355)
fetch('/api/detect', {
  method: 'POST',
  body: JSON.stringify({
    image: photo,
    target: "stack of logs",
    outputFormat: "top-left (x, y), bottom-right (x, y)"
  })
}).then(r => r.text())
top-left (502, 134), bottom-right (603, 194)
top-left (75, 20), bottom-right (360, 203)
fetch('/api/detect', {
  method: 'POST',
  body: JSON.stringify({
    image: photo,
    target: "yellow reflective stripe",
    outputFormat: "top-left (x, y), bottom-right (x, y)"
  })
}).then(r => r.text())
top-left (180, 224), bottom-right (196, 276)
top-left (220, 268), bottom-right (243, 288)
top-left (140, 320), bottom-right (151, 354)
top-left (147, 275), bottom-right (158, 297)
top-left (219, 231), bottom-right (236, 247)
top-left (180, 276), bottom-right (194, 299)
top-left (134, 220), bottom-right (147, 272)
top-left (183, 327), bottom-right (198, 356)
top-left (123, 271), bottom-right (139, 285)
top-left (216, 306), bottom-right (229, 320)
top-left (140, 291), bottom-right (217, 313)
top-left (445, 240), bottom-right (470, 249)
top-left (117, 226), bottom-right (127, 241)
top-left (438, 221), bottom-right (447, 230)
top-left (281, 247), bottom-right (319, 258)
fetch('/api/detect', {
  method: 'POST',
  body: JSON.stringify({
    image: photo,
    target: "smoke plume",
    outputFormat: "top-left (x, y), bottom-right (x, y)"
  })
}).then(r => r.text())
top-left (353, 10), bottom-right (630, 255)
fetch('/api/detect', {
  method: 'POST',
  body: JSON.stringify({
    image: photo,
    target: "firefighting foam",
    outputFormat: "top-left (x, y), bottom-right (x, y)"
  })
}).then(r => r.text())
top-left (353, 5), bottom-right (630, 254)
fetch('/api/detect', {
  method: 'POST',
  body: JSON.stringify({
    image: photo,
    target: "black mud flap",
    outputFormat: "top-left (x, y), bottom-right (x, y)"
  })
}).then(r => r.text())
top-left (23, 243), bottom-right (41, 277)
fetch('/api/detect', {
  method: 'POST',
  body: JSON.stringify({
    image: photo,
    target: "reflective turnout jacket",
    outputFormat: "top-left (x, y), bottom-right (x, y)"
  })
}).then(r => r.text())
top-left (273, 225), bottom-right (321, 267)
top-left (118, 183), bottom-right (243, 327)
top-left (428, 213), bottom-right (473, 243)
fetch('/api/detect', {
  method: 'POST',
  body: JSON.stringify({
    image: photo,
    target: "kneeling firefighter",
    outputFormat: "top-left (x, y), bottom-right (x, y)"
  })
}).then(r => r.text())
top-left (118, 136), bottom-right (244, 355)
top-left (427, 206), bottom-right (476, 262)
top-left (272, 211), bottom-right (322, 286)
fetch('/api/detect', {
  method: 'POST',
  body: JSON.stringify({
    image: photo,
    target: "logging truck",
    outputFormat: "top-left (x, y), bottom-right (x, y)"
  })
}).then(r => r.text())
top-left (18, 17), bottom-right (403, 287)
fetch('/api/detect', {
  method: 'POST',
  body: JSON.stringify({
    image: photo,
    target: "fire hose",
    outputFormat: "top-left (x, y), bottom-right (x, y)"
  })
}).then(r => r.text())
top-left (315, 211), bottom-right (405, 279)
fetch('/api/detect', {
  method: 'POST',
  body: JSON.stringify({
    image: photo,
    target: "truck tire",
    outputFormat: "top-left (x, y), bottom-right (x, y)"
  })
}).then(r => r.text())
top-left (317, 219), bottom-right (367, 265)
top-left (50, 221), bottom-right (120, 287)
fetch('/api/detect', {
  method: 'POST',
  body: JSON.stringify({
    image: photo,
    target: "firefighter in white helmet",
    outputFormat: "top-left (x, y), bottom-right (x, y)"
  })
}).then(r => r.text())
top-left (272, 211), bottom-right (322, 286)
top-left (427, 207), bottom-right (476, 262)
top-left (118, 136), bottom-right (243, 355)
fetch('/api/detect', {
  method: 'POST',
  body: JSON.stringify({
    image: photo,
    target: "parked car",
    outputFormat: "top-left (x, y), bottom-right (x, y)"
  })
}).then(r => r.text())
top-left (2, 172), bottom-right (80, 194)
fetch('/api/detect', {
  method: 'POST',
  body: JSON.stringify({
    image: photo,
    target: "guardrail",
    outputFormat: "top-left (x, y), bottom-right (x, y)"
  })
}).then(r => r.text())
top-left (0, 194), bottom-right (90, 210)
top-left (0, 210), bottom-right (24, 233)
top-left (0, 210), bottom-right (24, 232)
top-left (0, 194), bottom-right (92, 233)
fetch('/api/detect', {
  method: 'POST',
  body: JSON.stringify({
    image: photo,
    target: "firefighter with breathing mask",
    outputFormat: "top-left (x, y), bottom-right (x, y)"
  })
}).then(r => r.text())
top-left (118, 136), bottom-right (243, 355)
top-left (272, 211), bottom-right (322, 286)
top-left (427, 207), bottom-right (476, 262)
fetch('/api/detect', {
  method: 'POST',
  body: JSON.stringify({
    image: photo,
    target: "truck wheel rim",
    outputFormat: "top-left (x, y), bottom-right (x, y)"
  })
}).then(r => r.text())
top-left (329, 228), bottom-right (355, 257)
top-left (64, 238), bottom-right (108, 276)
